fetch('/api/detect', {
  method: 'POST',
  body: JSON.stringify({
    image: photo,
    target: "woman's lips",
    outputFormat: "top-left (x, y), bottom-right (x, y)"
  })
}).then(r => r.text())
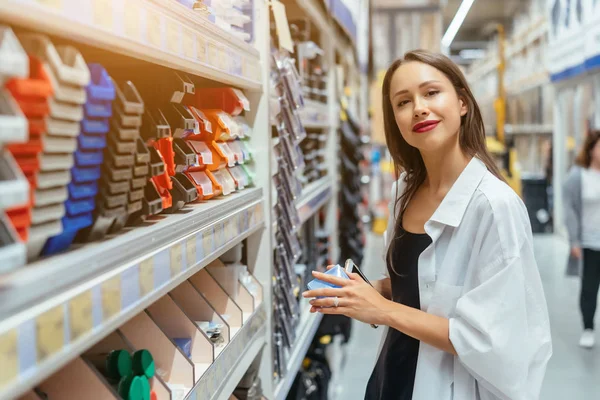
top-left (412, 120), bottom-right (440, 133)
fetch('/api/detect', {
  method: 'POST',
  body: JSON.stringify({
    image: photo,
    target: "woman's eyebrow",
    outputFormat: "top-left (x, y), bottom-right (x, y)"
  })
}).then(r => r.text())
top-left (392, 80), bottom-right (441, 98)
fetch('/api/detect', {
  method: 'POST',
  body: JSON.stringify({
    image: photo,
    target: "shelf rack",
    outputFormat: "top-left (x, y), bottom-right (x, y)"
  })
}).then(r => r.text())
top-left (296, 176), bottom-right (334, 224)
top-left (274, 309), bottom-right (323, 400)
top-left (0, 0), bottom-right (362, 397)
top-left (0, 189), bottom-right (264, 399)
top-left (0, 0), bottom-right (262, 90)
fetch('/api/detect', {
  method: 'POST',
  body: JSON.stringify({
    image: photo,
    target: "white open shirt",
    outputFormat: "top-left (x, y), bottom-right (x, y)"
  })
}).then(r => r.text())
top-left (382, 157), bottom-right (552, 400)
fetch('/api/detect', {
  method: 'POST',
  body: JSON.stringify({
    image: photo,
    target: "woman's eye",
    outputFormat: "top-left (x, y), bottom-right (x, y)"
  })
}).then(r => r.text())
top-left (426, 90), bottom-right (439, 97)
top-left (397, 100), bottom-right (409, 107)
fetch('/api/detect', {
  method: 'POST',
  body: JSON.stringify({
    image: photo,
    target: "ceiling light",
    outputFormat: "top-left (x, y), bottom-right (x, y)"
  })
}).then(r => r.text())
top-left (442, 0), bottom-right (476, 51)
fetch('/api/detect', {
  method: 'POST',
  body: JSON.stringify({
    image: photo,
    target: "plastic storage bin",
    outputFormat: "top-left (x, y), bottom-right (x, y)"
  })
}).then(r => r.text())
top-left (0, 213), bottom-right (26, 272)
top-left (0, 25), bottom-right (28, 83)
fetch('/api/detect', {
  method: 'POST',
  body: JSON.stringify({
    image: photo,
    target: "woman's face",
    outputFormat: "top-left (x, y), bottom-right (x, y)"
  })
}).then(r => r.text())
top-left (389, 61), bottom-right (467, 154)
top-left (591, 138), bottom-right (600, 165)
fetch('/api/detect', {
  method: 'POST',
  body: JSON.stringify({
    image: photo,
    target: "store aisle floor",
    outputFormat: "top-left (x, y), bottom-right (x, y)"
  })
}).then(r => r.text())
top-left (335, 234), bottom-right (600, 400)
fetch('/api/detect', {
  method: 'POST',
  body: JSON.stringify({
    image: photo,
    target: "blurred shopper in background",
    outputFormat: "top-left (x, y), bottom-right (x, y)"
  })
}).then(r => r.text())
top-left (564, 129), bottom-right (600, 349)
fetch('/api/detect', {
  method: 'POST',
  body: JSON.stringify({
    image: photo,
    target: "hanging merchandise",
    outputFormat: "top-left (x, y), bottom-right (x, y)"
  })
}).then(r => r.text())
top-left (338, 107), bottom-right (365, 266)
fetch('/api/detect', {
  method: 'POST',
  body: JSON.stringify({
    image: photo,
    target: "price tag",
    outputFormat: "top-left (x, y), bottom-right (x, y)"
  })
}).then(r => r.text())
top-left (123, 0), bottom-right (141, 41)
top-left (271, 1), bottom-right (294, 53)
top-left (166, 18), bottom-right (180, 55)
top-left (171, 243), bottom-right (183, 276)
top-left (186, 236), bottom-right (197, 268)
top-left (218, 46), bottom-right (227, 72)
top-left (214, 223), bottom-right (224, 247)
top-left (101, 276), bottom-right (121, 321)
top-left (36, 0), bottom-right (63, 9)
top-left (208, 42), bottom-right (219, 67)
top-left (0, 329), bottom-right (18, 387)
top-left (36, 306), bottom-right (64, 362)
top-left (182, 29), bottom-right (195, 59)
top-left (93, 0), bottom-right (114, 31)
top-left (224, 219), bottom-right (232, 241)
top-left (197, 36), bottom-right (207, 62)
top-left (202, 228), bottom-right (213, 257)
top-left (139, 258), bottom-right (154, 296)
top-left (69, 291), bottom-right (93, 341)
top-left (147, 10), bottom-right (162, 48)
top-left (256, 204), bottom-right (263, 223)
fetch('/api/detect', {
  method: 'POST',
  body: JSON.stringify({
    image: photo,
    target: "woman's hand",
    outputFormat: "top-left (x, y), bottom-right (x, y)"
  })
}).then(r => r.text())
top-left (302, 269), bottom-right (392, 326)
top-left (571, 246), bottom-right (582, 259)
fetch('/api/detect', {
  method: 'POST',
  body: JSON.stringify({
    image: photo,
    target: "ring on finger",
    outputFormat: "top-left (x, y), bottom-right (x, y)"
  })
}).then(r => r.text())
top-left (333, 296), bottom-right (339, 307)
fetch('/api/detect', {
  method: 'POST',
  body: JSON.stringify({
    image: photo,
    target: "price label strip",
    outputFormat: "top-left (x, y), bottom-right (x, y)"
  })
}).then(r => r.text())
top-left (101, 275), bottom-right (121, 321)
top-left (36, 305), bottom-right (65, 362)
top-left (182, 28), bottom-right (196, 60)
top-left (35, 0), bottom-right (64, 10)
top-left (93, 0), bottom-right (114, 31)
top-left (139, 257), bottom-right (154, 296)
top-left (171, 243), bottom-right (183, 276)
top-left (146, 9), bottom-right (162, 48)
top-left (186, 236), bottom-right (197, 269)
top-left (214, 222), bottom-right (225, 248)
top-left (69, 291), bottom-right (93, 341)
top-left (0, 329), bottom-right (19, 387)
top-left (123, 0), bottom-right (141, 40)
top-left (202, 228), bottom-right (214, 258)
top-left (166, 18), bottom-right (180, 55)
top-left (197, 36), bottom-right (207, 63)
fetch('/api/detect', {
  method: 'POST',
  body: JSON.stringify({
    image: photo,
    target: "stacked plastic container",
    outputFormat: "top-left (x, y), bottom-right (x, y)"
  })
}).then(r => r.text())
top-left (138, 109), bottom-right (171, 219)
top-left (0, 26), bottom-right (29, 271)
top-left (186, 87), bottom-right (253, 199)
top-left (154, 73), bottom-right (199, 212)
top-left (43, 64), bottom-right (115, 254)
top-left (77, 81), bottom-right (144, 242)
top-left (7, 34), bottom-right (90, 260)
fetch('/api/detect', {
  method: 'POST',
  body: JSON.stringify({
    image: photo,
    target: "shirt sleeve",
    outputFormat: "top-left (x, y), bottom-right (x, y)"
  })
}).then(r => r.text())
top-left (448, 193), bottom-right (552, 400)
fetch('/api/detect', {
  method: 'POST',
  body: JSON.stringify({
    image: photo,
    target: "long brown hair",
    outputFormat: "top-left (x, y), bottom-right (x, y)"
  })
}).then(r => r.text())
top-left (383, 50), bottom-right (504, 268)
top-left (575, 129), bottom-right (600, 168)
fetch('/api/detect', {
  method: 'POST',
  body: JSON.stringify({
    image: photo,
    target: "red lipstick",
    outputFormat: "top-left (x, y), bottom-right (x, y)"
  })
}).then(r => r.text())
top-left (412, 120), bottom-right (440, 133)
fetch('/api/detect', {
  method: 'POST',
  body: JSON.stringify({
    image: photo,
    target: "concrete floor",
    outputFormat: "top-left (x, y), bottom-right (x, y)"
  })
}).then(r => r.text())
top-left (334, 234), bottom-right (600, 400)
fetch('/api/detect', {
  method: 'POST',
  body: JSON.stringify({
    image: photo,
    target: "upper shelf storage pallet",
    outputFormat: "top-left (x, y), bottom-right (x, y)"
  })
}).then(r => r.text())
top-left (0, 0), bottom-right (262, 90)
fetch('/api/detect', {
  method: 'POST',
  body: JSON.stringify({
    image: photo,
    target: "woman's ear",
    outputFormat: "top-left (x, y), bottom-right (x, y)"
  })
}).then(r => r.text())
top-left (459, 94), bottom-right (468, 117)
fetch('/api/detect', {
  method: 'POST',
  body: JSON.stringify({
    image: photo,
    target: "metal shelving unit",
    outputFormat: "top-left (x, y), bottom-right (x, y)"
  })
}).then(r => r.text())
top-left (0, 0), bottom-right (363, 398)
top-left (0, 189), bottom-right (265, 399)
top-left (0, 0), bottom-right (262, 90)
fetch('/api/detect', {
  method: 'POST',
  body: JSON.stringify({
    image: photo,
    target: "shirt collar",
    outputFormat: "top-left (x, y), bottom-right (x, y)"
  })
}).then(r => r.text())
top-left (428, 157), bottom-right (488, 228)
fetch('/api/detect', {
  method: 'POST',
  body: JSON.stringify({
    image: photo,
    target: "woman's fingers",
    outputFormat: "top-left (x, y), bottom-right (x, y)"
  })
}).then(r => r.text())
top-left (310, 271), bottom-right (350, 287)
top-left (309, 297), bottom-right (344, 308)
top-left (302, 287), bottom-right (343, 298)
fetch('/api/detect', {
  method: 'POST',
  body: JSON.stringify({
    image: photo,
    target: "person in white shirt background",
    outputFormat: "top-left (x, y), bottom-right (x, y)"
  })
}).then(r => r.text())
top-left (564, 129), bottom-right (600, 349)
top-left (303, 50), bottom-right (552, 399)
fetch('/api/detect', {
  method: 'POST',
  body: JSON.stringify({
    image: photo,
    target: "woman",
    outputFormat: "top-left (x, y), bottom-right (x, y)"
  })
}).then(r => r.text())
top-left (303, 50), bottom-right (552, 399)
top-left (564, 129), bottom-right (600, 349)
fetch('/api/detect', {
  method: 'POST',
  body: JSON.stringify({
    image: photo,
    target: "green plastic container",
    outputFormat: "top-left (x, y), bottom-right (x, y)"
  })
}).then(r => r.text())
top-left (132, 349), bottom-right (155, 379)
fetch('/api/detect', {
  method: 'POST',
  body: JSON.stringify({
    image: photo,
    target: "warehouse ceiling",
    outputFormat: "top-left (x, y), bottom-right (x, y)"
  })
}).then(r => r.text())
top-left (442, 0), bottom-right (524, 63)
top-left (443, 0), bottom-right (523, 42)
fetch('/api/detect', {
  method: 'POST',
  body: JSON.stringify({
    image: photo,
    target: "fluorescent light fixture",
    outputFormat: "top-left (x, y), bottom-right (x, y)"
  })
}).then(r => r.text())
top-left (442, 0), bottom-right (476, 50)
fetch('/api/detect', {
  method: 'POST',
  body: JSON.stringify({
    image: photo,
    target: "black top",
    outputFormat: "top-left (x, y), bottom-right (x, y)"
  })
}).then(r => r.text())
top-left (364, 229), bottom-right (432, 400)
